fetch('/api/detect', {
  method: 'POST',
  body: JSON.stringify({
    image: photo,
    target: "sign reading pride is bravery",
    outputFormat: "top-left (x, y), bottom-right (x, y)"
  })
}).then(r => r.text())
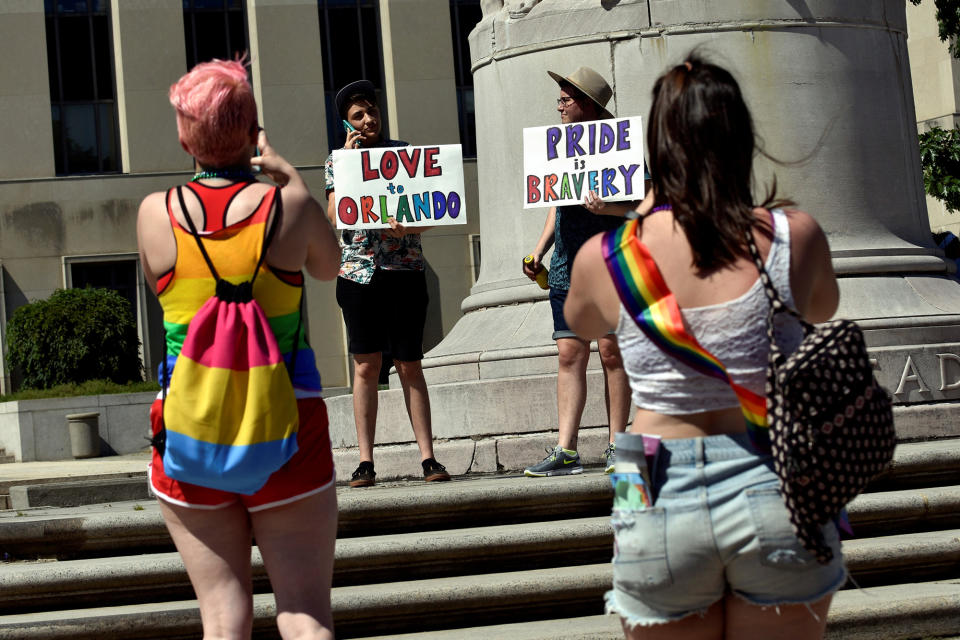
top-left (523, 116), bottom-right (645, 209)
top-left (332, 144), bottom-right (468, 230)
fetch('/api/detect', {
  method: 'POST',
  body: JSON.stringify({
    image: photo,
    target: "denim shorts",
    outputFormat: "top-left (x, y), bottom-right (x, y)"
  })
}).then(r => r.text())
top-left (605, 432), bottom-right (847, 627)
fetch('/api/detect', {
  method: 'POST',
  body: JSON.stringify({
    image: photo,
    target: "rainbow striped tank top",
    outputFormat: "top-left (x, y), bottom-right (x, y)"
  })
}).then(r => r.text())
top-left (156, 181), bottom-right (322, 397)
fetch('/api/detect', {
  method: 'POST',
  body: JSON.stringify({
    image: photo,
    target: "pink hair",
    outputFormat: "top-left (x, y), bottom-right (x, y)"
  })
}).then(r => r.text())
top-left (169, 58), bottom-right (257, 166)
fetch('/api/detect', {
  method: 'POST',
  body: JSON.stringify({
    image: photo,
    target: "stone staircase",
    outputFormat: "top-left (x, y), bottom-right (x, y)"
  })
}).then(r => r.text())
top-left (0, 439), bottom-right (959, 639)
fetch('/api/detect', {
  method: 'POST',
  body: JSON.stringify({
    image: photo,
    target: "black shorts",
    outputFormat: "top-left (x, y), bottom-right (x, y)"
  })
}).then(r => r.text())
top-left (335, 270), bottom-right (428, 361)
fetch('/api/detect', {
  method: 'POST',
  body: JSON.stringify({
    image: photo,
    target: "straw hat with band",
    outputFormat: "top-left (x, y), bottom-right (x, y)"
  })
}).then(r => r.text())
top-left (548, 67), bottom-right (614, 119)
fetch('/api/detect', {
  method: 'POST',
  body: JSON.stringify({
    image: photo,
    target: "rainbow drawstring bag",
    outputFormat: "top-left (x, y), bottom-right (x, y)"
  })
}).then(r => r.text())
top-left (157, 186), bottom-right (300, 495)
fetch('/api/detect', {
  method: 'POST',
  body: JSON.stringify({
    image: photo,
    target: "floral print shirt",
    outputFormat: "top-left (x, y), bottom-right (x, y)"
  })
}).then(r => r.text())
top-left (325, 138), bottom-right (425, 285)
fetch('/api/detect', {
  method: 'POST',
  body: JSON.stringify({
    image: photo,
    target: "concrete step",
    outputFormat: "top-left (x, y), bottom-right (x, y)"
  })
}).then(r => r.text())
top-left (8, 478), bottom-right (151, 511)
top-left (0, 564), bottom-right (612, 639)
top-left (0, 516), bottom-right (613, 614)
top-left (845, 486), bottom-right (960, 537)
top-left (3, 438), bottom-right (957, 510)
top-left (872, 438), bottom-right (960, 491)
top-left (0, 472), bottom-right (612, 558)
top-left (2, 469), bottom-right (959, 560)
top-left (356, 580), bottom-right (960, 640)
top-left (2, 510), bottom-right (957, 617)
top-left (1, 573), bottom-right (958, 640)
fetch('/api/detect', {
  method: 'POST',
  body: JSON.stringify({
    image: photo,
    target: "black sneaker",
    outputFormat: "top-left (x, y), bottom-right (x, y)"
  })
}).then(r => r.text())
top-left (422, 458), bottom-right (451, 482)
top-left (350, 461), bottom-right (376, 487)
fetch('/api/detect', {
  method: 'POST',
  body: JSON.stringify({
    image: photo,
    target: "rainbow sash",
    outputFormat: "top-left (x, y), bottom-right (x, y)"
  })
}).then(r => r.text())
top-left (602, 218), bottom-right (770, 450)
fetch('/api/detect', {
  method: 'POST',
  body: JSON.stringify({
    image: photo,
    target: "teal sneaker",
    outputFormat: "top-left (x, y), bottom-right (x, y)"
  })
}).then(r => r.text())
top-left (524, 445), bottom-right (583, 477)
top-left (602, 443), bottom-right (616, 474)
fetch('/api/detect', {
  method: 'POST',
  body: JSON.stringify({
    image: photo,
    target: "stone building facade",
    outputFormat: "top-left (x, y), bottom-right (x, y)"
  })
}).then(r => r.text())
top-left (0, 0), bottom-right (482, 395)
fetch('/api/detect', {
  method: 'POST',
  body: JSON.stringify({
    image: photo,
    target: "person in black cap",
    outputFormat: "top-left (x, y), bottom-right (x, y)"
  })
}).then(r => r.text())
top-left (324, 80), bottom-right (450, 488)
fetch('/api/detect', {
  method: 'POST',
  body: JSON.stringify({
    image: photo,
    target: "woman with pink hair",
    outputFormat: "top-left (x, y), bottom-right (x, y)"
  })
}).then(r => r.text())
top-left (137, 59), bottom-right (341, 639)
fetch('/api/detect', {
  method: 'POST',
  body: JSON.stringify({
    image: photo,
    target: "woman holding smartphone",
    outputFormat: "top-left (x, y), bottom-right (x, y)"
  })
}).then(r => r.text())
top-left (324, 80), bottom-right (450, 488)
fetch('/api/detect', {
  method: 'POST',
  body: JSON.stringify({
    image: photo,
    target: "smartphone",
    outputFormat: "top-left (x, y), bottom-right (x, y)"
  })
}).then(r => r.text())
top-left (343, 119), bottom-right (361, 148)
top-left (250, 147), bottom-right (262, 174)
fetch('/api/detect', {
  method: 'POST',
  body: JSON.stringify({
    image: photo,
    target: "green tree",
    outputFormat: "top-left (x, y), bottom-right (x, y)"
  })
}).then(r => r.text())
top-left (910, 0), bottom-right (960, 57)
top-left (910, 1), bottom-right (960, 212)
top-left (5, 288), bottom-right (143, 390)
top-left (919, 126), bottom-right (960, 213)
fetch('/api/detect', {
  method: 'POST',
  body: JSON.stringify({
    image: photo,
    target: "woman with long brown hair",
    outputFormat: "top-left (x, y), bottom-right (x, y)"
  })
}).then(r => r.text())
top-left (565, 55), bottom-right (843, 640)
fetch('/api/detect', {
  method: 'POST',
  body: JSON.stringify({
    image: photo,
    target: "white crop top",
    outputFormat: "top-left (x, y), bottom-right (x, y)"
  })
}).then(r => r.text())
top-left (616, 209), bottom-right (803, 414)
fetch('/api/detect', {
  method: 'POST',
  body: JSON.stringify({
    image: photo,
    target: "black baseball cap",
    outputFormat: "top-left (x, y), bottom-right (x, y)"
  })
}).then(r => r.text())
top-left (335, 79), bottom-right (377, 118)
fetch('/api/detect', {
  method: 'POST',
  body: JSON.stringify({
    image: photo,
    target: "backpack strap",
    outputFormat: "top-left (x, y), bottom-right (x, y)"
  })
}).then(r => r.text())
top-left (250, 187), bottom-right (282, 288)
top-left (176, 186), bottom-right (222, 281)
top-left (600, 216), bottom-right (771, 450)
top-left (741, 216), bottom-right (814, 371)
top-left (176, 185), bottom-right (303, 385)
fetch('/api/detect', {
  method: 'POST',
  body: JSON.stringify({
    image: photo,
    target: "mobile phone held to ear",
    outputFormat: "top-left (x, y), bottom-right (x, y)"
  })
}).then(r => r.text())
top-left (343, 119), bottom-right (361, 148)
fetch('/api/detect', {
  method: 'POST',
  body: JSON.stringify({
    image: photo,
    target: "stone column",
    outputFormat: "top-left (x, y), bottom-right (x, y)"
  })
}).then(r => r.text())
top-left (0, 0), bottom-right (56, 178)
top-left (412, 0), bottom-right (960, 437)
top-left (110, 0), bottom-right (188, 173)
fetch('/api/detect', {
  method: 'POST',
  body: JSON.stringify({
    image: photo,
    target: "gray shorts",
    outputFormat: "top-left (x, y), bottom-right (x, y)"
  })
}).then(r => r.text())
top-left (605, 432), bottom-right (847, 627)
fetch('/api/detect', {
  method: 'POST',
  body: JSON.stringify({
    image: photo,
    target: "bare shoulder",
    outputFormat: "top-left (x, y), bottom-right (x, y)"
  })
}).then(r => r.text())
top-left (138, 190), bottom-right (167, 215)
top-left (276, 181), bottom-right (312, 210)
top-left (782, 208), bottom-right (825, 242)
top-left (137, 191), bottom-right (169, 229)
top-left (575, 234), bottom-right (607, 272)
top-left (782, 208), bottom-right (838, 321)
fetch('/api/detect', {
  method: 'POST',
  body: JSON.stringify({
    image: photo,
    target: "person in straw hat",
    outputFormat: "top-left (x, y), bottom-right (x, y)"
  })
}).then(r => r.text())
top-left (522, 66), bottom-right (645, 478)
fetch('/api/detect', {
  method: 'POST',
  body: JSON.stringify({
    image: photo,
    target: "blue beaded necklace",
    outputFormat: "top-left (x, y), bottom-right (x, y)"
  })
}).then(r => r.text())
top-left (190, 167), bottom-right (257, 183)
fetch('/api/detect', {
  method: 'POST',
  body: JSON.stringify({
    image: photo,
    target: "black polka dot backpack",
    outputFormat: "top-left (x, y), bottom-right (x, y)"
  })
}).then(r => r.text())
top-left (744, 228), bottom-right (896, 564)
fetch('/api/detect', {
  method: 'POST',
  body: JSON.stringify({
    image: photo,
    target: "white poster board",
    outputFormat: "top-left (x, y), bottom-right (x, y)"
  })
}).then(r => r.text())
top-left (522, 116), bottom-right (645, 208)
top-left (332, 144), bottom-right (467, 229)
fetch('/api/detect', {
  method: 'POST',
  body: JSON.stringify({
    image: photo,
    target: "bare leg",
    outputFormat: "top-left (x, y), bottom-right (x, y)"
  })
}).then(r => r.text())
top-left (724, 593), bottom-right (832, 640)
top-left (621, 600), bottom-right (724, 640)
top-left (251, 488), bottom-right (338, 640)
top-left (619, 593), bottom-right (832, 640)
top-left (598, 334), bottom-right (631, 443)
top-left (393, 359), bottom-right (435, 461)
top-left (352, 352), bottom-right (382, 462)
top-left (556, 337), bottom-right (590, 451)
top-left (158, 500), bottom-right (254, 639)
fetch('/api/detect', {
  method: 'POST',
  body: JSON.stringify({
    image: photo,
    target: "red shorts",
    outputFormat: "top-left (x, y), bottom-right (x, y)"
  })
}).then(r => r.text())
top-left (149, 396), bottom-right (336, 512)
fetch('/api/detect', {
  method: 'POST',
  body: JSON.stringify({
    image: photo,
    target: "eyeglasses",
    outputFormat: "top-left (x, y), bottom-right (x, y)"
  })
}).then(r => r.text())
top-left (556, 97), bottom-right (577, 107)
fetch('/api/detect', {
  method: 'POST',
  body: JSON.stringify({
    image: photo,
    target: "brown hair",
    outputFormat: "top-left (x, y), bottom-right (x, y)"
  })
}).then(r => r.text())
top-left (647, 54), bottom-right (790, 272)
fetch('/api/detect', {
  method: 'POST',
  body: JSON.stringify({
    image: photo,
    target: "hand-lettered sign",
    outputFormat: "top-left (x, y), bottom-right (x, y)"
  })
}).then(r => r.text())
top-left (332, 144), bottom-right (467, 229)
top-left (522, 116), bottom-right (645, 209)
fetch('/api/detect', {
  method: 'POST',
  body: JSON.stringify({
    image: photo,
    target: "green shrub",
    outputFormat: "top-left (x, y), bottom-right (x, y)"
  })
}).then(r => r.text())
top-left (5, 288), bottom-right (144, 390)
top-left (918, 126), bottom-right (960, 213)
